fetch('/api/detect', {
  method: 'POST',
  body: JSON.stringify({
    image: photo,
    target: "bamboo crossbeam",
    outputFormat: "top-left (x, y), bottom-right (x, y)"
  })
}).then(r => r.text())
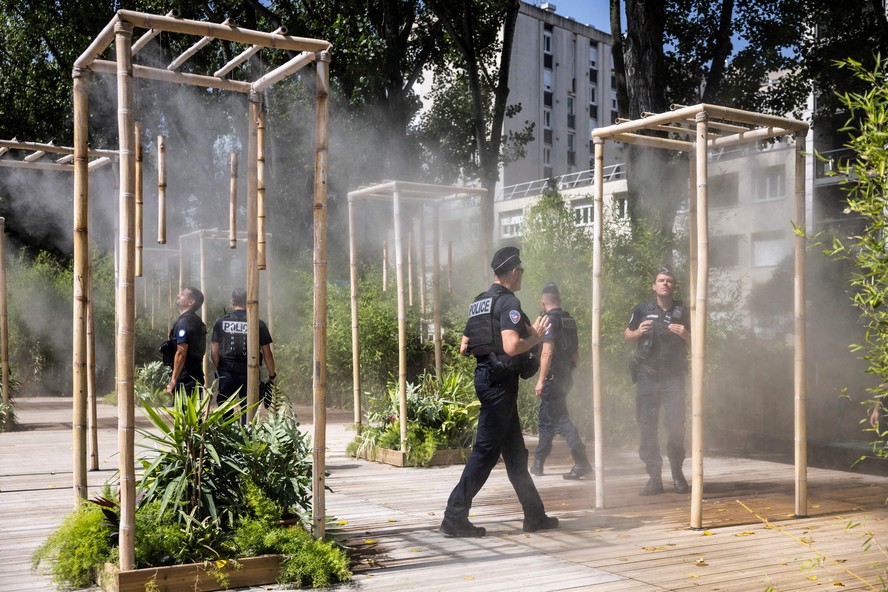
top-left (117, 10), bottom-right (330, 53)
top-left (708, 126), bottom-right (793, 149)
top-left (23, 150), bottom-right (46, 162)
top-left (90, 60), bottom-right (252, 93)
top-left (56, 154), bottom-right (74, 164)
top-left (0, 161), bottom-right (73, 172)
top-left (252, 51), bottom-right (315, 93)
top-left (0, 139), bottom-right (117, 158)
top-left (698, 103), bottom-right (808, 132)
top-left (214, 26), bottom-right (286, 78)
top-left (348, 180), bottom-right (488, 200)
top-left (605, 132), bottom-right (693, 152)
top-left (131, 9), bottom-right (178, 55)
top-left (88, 157), bottom-right (112, 171)
top-left (74, 14), bottom-right (121, 69)
top-left (167, 18), bottom-right (231, 71)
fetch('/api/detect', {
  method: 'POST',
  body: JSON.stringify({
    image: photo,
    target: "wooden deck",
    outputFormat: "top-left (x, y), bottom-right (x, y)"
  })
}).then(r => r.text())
top-left (2, 397), bottom-right (888, 591)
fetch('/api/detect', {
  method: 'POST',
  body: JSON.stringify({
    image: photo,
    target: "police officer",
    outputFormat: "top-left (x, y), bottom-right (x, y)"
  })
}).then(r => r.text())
top-left (211, 288), bottom-right (276, 421)
top-left (439, 246), bottom-right (559, 538)
top-left (165, 286), bottom-right (207, 395)
top-left (531, 283), bottom-right (592, 480)
top-left (624, 267), bottom-right (691, 495)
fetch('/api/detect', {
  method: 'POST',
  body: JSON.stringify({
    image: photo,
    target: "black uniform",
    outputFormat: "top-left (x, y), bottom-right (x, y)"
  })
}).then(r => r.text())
top-left (169, 310), bottom-right (207, 393)
top-left (534, 308), bottom-right (589, 468)
top-left (626, 299), bottom-right (690, 479)
top-left (211, 309), bottom-right (272, 413)
top-left (443, 284), bottom-right (547, 525)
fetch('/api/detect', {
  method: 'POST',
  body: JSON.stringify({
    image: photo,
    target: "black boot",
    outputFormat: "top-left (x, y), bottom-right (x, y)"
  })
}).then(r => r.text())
top-left (530, 459), bottom-right (544, 476)
top-left (672, 467), bottom-right (689, 494)
top-left (439, 516), bottom-right (486, 538)
top-left (523, 514), bottom-right (559, 532)
top-left (639, 475), bottom-right (664, 496)
top-left (562, 461), bottom-right (592, 480)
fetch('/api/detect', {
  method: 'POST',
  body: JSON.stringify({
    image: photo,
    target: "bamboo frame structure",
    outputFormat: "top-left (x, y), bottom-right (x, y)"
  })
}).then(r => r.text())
top-left (72, 9), bottom-right (332, 563)
top-left (0, 218), bottom-right (8, 430)
top-left (589, 104), bottom-right (808, 528)
top-left (0, 135), bottom-right (112, 482)
top-left (346, 182), bottom-right (487, 439)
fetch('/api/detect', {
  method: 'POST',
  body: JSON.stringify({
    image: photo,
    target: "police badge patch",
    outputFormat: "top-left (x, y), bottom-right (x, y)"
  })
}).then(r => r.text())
top-left (509, 310), bottom-right (521, 324)
top-left (178, 329), bottom-right (186, 338)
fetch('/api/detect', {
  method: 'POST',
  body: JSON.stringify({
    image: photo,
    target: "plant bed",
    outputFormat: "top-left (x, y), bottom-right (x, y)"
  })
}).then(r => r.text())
top-left (360, 446), bottom-right (471, 467)
top-left (100, 555), bottom-right (282, 592)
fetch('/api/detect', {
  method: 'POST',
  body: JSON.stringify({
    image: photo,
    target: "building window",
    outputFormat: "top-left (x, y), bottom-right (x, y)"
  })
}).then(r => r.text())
top-left (589, 44), bottom-right (598, 69)
top-left (543, 147), bottom-right (551, 166)
top-left (751, 231), bottom-right (786, 267)
top-left (755, 165), bottom-right (785, 201)
top-left (567, 96), bottom-right (575, 129)
top-left (710, 235), bottom-right (740, 268)
top-left (589, 82), bottom-right (598, 105)
top-left (567, 132), bottom-right (575, 152)
top-left (589, 118), bottom-right (597, 136)
top-left (610, 89), bottom-right (618, 111)
top-left (543, 68), bottom-right (553, 92)
top-left (710, 172), bottom-right (739, 207)
top-left (501, 213), bottom-right (523, 238)
top-left (543, 107), bottom-right (552, 129)
top-left (543, 30), bottom-right (552, 54)
top-left (616, 195), bottom-right (629, 219)
top-left (574, 204), bottom-right (594, 227)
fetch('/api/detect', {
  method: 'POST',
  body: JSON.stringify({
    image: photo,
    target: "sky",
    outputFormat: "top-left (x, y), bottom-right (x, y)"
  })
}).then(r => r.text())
top-left (540, 0), bottom-right (612, 32)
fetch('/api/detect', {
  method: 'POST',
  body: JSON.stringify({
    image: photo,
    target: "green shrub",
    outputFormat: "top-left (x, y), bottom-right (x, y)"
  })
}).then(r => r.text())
top-left (134, 361), bottom-right (171, 407)
top-left (31, 502), bottom-right (114, 588)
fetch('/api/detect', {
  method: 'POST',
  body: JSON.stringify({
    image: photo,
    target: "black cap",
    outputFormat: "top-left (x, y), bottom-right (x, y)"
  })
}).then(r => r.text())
top-left (491, 246), bottom-right (521, 273)
top-left (541, 282), bottom-right (560, 297)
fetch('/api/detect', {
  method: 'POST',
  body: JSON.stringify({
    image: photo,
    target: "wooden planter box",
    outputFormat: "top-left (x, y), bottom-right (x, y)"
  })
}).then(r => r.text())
top-left (100, 555), bottom-right (282, 592)
top-left (362, 446), bottom-right (471, 467)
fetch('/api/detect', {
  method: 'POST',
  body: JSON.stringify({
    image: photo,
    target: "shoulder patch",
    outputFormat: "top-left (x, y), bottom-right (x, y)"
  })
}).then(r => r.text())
top-left (509, 310), bottom-right (521, 324)
top-left (178, 329), bottom-right (186, 338)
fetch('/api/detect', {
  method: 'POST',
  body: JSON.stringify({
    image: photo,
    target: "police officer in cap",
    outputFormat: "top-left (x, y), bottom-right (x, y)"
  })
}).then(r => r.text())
top-left (165, 286), bottom-right (207, 394)
top-left (439, 246), bottom-right (559, 538)
top-left (531, 282), bottom-right (592, 480)
top-left (211, 288), bottom-right (276, 422)
top-left (625, 267), bottom-right (691, 495)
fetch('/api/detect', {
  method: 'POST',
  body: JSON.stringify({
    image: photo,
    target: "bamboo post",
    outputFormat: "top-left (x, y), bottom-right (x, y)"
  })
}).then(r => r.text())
top-left (72, 68), bottom-right (90, 504)
top-left (134, 122), bottom-right (143, 277)
top-left (688, 155), bottom-right (697, 335)
top-left (382, 240), bottom-right (388, 292)
top-left (0, 219), bottom-right (8, 430)
top-left (690, 111), bottom-right (709, 530)
top-left (591, 138), bottom-right (605, 509)
top-left (87, 257), bottom-right (98, 471)
top-left (793, 133), bottom-right (808, 517)
top-left (432, 204), bottom-right (442, 376)
top-left (258, 111), bottom-right (267, 270)
top-left (264, 244), bottom-right (274, 336)
top-left (114, 21), bottom-right (137, 571)
top-left (199, 231), bottom-right (209, 382)
top-left (157, 135), bottom-right (167, 244)
top-left (348, 197), bottom-right (361, 426)
top-left (246, 95), bottom-right (261, 420)
top-left (447, 240), bottom-right (453, 294)
top-left (393, 187), bottom-right (407, 453)
top-left (229, 152), bottom-right (238, 248)
top-left (311, 51), bottom-right (330, 539)
top-left (407, 228), bottom-right (414, 307)
top-left (419, 212), bottom-right (426, 314)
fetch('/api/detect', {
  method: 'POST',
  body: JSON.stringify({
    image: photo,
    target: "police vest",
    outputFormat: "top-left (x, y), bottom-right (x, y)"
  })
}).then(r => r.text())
top-left (547, 309), bottom-right (578, 365)
top-left (635, 300), bottom-right (687, 376)
top-left (218, 312), bottom-right (248, 364)
top-left (464, 286), bottom-right (509, 357)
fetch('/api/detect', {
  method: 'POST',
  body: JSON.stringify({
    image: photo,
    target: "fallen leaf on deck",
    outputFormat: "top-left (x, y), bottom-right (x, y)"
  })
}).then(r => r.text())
top-left (642, 546), bottom-right (667, 552)
top-left (695, 558), bottom-right (708, 566)
top-left (363, 539), bottom-right (377, 545)
top-left (387, 519), bottom-right (397, 522)
top-left (735, 531), bottom-right (755, 537)
top-left (807, 575), bottom-right (818, 581)
top-left (337, 520), bottom-right (348, 525)
top-left (464, 576), bottom-right (475, 580)
top-left (688, 573), bottom-right (700, 578)
top-left (409, 547), bottom-right (424, 553)
top-left (702, 530), bottom-right (714, 536)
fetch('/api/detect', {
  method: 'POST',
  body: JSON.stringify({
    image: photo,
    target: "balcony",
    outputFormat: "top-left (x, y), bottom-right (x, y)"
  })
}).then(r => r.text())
top-left (499, 163), bottom-right (626, 201)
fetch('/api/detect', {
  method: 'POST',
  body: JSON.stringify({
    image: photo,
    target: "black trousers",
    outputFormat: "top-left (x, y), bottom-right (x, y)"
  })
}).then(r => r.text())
top-left (636, 372), bottom-right (686, 477)
top-left (534, 375), bottom-right (587, 466)
top-left (444, 364), bottom-right (546, 522)
top-left (217, 370), bottom-right (248, 423)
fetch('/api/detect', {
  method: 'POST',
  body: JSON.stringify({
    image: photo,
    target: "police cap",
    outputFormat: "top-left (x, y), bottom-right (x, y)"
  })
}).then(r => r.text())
top-left (491, 246), bottom-right (521, 274)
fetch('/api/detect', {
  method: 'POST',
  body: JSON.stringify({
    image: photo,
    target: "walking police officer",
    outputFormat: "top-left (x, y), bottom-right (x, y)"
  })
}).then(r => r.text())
top-left (624, 267), bottom-right (691, 495)
top-left (165, 286), bottom-right (207, 395)
top-left (439, 246), bottom-right (559, 538)
top-left (531, 283), bottom-right (592, 480)
top-left (211, 288), bottom-right (276, 421)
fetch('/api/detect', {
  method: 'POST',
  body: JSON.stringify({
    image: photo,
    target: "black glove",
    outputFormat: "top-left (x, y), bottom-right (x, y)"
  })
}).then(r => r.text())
top-left (261, 379), bottom-right (275, 408)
